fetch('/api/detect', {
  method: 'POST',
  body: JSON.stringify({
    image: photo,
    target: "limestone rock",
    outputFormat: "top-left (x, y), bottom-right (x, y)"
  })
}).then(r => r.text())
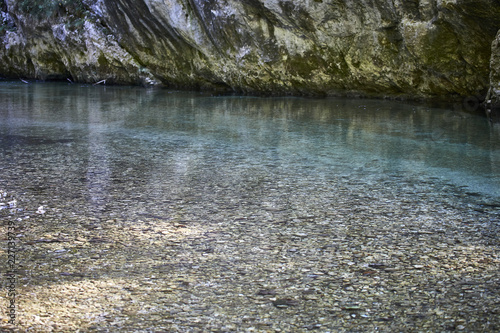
top-left (487, 29), bottom-right (500, 114)
top-left (1, 0), bottom-right (500, 99)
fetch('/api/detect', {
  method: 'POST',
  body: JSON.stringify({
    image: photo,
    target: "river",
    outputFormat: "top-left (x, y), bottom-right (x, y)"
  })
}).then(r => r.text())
top-left (1, 81), bottom-right (499, 331)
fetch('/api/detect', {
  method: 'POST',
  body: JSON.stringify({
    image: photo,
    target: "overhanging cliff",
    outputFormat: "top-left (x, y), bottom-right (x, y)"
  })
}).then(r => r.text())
top-left (1, 0), bottom-right (500, 100)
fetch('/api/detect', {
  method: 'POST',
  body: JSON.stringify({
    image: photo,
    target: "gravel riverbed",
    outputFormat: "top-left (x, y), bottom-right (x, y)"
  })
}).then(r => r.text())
top-left (1, 170), bottom-right (499, 332)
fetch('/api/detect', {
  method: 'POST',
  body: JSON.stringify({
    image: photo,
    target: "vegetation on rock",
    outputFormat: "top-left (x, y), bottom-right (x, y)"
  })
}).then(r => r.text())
top-left (0, 0), bottom-right (499, 101)
top-left (17, 0), bottom-right (85, 19)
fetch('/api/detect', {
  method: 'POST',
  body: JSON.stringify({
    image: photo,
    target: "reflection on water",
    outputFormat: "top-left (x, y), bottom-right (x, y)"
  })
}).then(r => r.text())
top-left (0, 81), bottom-right (499, 220)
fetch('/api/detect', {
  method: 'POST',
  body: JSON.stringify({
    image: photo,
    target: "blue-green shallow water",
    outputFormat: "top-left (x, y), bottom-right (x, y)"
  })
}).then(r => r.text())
top-left (1, 82), bottom-right (499, 211)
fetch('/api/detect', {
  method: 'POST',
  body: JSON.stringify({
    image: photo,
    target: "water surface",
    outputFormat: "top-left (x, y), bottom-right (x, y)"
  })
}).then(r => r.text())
top-left (1, 82), bottom-right (500, 331)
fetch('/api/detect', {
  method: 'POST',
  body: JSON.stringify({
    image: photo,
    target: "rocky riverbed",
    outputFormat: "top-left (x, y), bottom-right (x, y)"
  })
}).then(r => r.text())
top-left (1, 170), bottom-right (499, 332)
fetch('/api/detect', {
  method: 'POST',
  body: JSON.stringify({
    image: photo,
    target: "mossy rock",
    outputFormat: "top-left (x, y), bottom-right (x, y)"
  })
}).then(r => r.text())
top-left (17, 0), bottom-right (85, 20)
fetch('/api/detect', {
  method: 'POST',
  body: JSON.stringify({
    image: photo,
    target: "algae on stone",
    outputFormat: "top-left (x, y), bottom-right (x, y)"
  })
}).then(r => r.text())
top-left (0, 0), bottom-right (499, 100)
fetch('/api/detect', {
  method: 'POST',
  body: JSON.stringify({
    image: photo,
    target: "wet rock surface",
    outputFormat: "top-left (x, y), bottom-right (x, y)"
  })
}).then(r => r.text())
top-left (1, 0), bottom-right (500, 99)
top-left (487, 29), bottom-right (500, 116)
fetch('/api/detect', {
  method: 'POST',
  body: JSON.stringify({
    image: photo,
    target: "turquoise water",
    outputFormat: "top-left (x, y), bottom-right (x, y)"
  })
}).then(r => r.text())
top-left (0, 81), bottom-right (499, 218)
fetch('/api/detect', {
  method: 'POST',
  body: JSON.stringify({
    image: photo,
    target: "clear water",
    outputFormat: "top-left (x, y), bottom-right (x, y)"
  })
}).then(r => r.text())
top-left (2, 81), bottom-right (500, 331)
top-left (0, 81), bottom-right (499, 219)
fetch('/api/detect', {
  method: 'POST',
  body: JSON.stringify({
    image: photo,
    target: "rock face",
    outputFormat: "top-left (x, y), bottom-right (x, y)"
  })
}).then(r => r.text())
top-left (487, 29), bottom-right (500, 112)
top-left (1, 0), bottom-right (500, 99)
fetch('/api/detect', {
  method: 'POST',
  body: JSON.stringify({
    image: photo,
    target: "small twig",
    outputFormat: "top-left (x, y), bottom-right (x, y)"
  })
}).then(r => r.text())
top-left (20, 79), bottom-right (29, 84)
top-left (93, 79), bottom-right (106, 86)
top-left (67, 78), bottom-right (74, 84)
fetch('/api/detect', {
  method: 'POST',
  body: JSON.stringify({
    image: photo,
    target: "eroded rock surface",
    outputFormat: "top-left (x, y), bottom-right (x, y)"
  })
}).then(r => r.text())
top-left (1, 0), bottom-right (500, 98)
top-left (487, 29), bottom-right (500, 113)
